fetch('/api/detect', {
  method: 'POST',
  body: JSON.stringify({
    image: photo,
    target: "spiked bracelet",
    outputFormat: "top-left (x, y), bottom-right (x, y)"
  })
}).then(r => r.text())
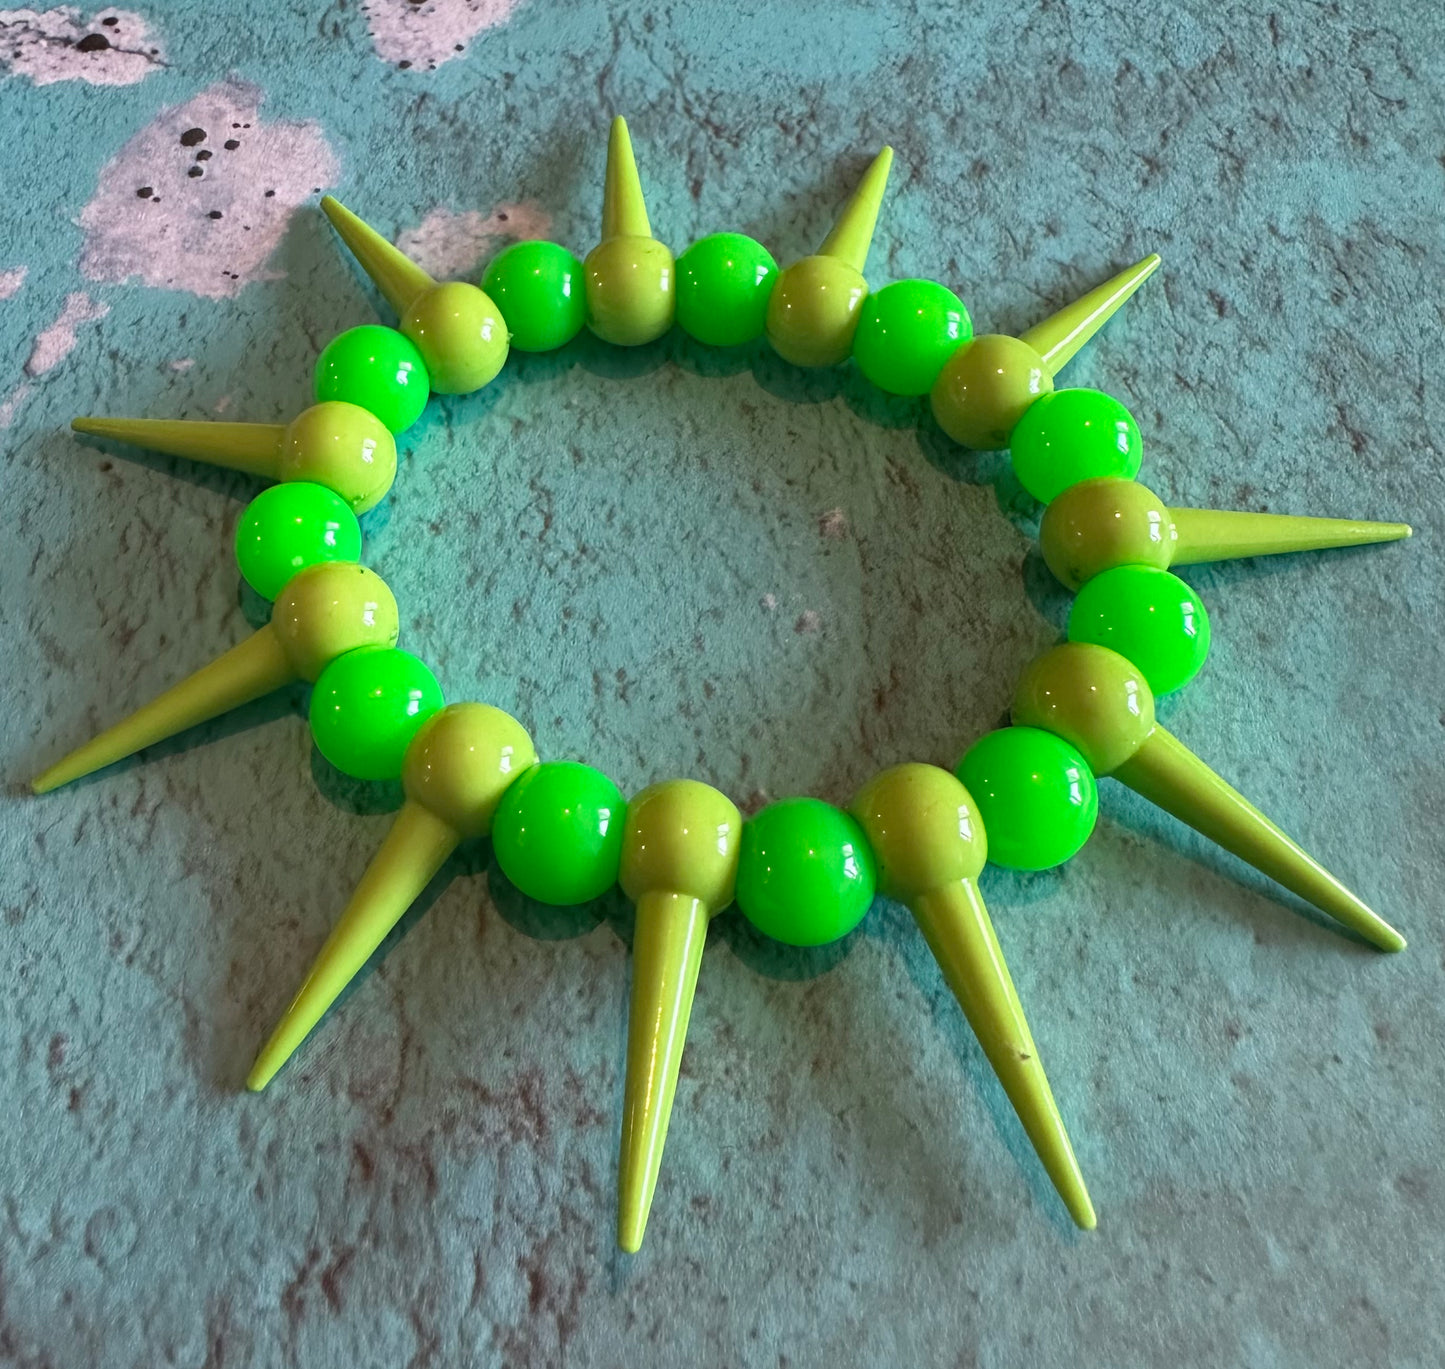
top-left (36, 116), bottom-right (1411, 1253)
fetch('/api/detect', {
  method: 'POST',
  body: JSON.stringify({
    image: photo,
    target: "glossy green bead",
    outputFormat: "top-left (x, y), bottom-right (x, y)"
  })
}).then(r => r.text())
top-left (1009, 387), bottom-right (1143, 504)
top-left (853, 279), bottom-right (972, 396)
top-left (481, 241), bottom-right (587, 353)
top-left (956, 727), bottom-right (1098, 871)
top-left (735, 797), bottom-right (876, 947)
top-left (233, 482), bottom-right (361, 602)
top-left (492, 760), bottom-right (627, 905)
top-left (313, 325), bottom-right (430, 435)
top-left (1068, 564), bottom-right (1211, 696)
top-left (674, 233), bottom-right (779, 348)
top-left (309, 645), bottom-right (444, 781)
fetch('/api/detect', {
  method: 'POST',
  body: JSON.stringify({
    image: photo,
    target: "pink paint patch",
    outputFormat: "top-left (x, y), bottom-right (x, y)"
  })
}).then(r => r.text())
top-left (395, 203), bottom-right (552, 280)
top-left (363, 0), bottom-right (525, 71)
top-left (25, 292), bottom-right (109, 376)
top-left (818, 507), bottom-right (848, 539)
top-left (0, 266), bottom-right (27, 299)
top-left (0, 8), bottom-right (163, 86)
top-left (79, 79), bottom-right (339, 300)
top-left (794, 610), bottom-right (821, 634)
top-left (0, 381), bottom-right (33, 429)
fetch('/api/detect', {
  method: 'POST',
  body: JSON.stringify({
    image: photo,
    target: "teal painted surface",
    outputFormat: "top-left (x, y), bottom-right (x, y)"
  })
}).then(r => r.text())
top-left (1, 3), bottom-right (1442, 1364)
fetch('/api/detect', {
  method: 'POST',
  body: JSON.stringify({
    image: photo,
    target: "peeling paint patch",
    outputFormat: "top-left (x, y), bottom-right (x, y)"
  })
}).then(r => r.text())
top-left (395, 202), bottom-right (552, 280)
top-left (818, 507), bottom-right (848, 539)
top-left (794, 610), bottom-right (821, 634)
top-left (363, 0), bottom-right (525, 71)
top-left (0, 266), bottom-right (27, 299)
top-left (0, 7), bottom-right (163, 86)
top-left (25, 291), bottom-right (109, 376)
top-left (79, 78), bottom-right (338, 299)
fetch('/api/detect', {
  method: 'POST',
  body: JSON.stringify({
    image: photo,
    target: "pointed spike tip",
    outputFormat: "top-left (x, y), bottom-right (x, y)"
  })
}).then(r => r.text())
top-left (615, 890), bottom-right (711, 1254)
top-left (26, 628), bottom-right (296, 793)
top-left (601, 115), bottom-right (653, 241)
top-left (248, 800), bottom-right (460, 1087)
top-left (1021, 252), bottom-right (1161, 377)
top-left (817, 145), bottom-right (894, 272)
top-left (320, 194), bottom-right (435, 316)
top-left (1117, 725), bottom-right (1407, 953)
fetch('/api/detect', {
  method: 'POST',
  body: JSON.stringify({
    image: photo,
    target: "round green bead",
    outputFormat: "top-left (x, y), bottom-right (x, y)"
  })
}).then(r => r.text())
top-left (852, 279), bottom-right (972, 396)
top-left (735, 797), bottom-right (876, 947)
top-left (313, 325), bottom-right (430, 435)
top-left (491, 760), bottom-right (626, 905)
top-left (1068, 564), bottom-right (1211, 696)
top-left (956, 727), bottom-right (1098, 871)
top-left (481, 241), bottom-right (588, 353)
top-left (1009, 388), bottom-right (1143, 504)
top-left (674, 233), bottom-right (779, 348)
top-left (309, 645), bottom-right (444, 781)
top-left (233, 482), bottom-right (361, 601)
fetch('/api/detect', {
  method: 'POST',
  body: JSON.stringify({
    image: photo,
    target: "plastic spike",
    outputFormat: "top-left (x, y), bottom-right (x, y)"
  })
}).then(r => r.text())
top-left (616, 891), bottom-right (710, 1254)
top-left (601, 115), bottom-right (653, 241)
top-left (817, 146), bottom-right (893, 272)
top-left (247, 800), bottom-right (460, 1090)
top-left (72, 416), bottom-right (285, 479)
top-left (32, 627), bottom-right (295, 794)
top-left (1114, 725), bottom-right (1405, 951)
top-left (911, 880), bottom-right (1096, 1230)
top-left (320, 195), bottom-right (436, 316)
top-left (1169, 507), bottom-right (1412, 565)
top-left (1019, 253), bottom-right (1161, 376)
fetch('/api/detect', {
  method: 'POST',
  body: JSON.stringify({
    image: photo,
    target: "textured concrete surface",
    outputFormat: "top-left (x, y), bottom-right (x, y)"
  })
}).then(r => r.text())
top-left (2, 2), bottom-right (1443, 1365)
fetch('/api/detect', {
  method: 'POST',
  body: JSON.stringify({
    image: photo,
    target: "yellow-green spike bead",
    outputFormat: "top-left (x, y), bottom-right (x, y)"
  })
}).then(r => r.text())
top-left (246, 702), bottom-right (536, 1091)
top-left (584, 117), bottom-right (675, 347)
top-left (1040, 478), bottom-right (1177, 590)
top-left (1010, 641), bottom-right (1157, 777)
top-left (765, 146), bottom-right (892, 368)
top-left (30, 562), bottom-right (397, 793)
top-left (930, 334), bottom-right (1053, 451)
top-left (849, 763), bottom-right (1096, 1230)
top-left (270, 561), bottom-right (400, 682)
top-left (765, 256), bottom-right (870, 368)
top-left (401, 282), bottom-right (509, 395)
top-left (616, 778), bottom-right (741, 1253)
top-left (1040, 477), bottom-right (1413, 590)
top-left (1011, 643), bottom-right (1404, 951)
top-left (277, 403), bottom-right (398, 514)
top-left (319, 194), bottom-right (509, 396)
top-left (70, 401), bottom-right (395, 513)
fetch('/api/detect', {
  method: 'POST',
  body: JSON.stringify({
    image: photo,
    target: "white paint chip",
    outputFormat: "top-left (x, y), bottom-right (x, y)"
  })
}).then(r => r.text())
top-left (24, 291), bottom-right (109, 376)
top-left (760, 593), bottom-right (777, 611)
top-left (0, 266), bottom-right (27, 299)
top-left (363, 0), bottom-right (525, 71)
top-left (0, 7), bottom-right (163, 86)
top-left (395, 203), bottom-right (552, 280)
top-left (79, 78), bottom-right (339, 299)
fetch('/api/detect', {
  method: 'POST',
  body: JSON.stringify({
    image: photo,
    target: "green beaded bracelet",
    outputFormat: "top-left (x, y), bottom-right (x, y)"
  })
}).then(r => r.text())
top-left (43, 115), bottom-right (1413, 1262)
